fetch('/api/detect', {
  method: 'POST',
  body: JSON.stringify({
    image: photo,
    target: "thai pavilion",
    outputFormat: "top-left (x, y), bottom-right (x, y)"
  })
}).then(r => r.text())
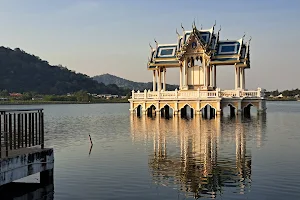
top-left (129, 22), bottom-right (266, 118)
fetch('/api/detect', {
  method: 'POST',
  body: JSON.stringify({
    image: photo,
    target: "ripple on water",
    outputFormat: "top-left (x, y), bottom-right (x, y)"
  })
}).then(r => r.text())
top-left (2, 102), bottom-right (300, 200)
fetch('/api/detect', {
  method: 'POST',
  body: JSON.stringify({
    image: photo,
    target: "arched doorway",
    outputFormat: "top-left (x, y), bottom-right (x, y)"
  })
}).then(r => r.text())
top-left (161, 105), bottom-right (173, 119)
top-left (201, 104), bottom-right (216, 119)
top-left (147, 105), bottom-right (156, 117)
top-left (181, 104), bottom-right (194, 119)
top-left (243, 104), bottom-right (254, 118)
top-left (222, 103), bottom-right (236, 117)
top-left (136, 105), bottom-right (142, 117)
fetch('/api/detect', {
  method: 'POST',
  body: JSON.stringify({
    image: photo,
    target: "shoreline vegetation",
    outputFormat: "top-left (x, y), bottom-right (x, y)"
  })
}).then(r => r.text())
top-left (0, 99), bottom-right (129, 105)
top-left (0, 98), bottom-right (298, 106)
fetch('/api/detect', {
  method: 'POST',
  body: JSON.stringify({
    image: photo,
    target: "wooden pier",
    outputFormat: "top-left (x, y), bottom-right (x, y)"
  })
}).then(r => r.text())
top-left (0, 109), bottom-right (54, 187)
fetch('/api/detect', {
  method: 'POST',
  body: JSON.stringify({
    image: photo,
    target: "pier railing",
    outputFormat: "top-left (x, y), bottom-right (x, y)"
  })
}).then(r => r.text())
top-left (131, 88), bottom-right (264, 100)
top-left (0, 108), bottom-right (44, 158)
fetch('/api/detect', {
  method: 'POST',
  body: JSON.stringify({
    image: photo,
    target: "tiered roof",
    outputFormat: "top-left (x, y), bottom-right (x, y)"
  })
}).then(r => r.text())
top-left (148, 22), bottom-right (251, 69)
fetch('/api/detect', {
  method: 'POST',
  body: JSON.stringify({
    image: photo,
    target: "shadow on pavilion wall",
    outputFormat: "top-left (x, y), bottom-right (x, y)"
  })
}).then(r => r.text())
top-left (130, 114), bottom-right (267, 199)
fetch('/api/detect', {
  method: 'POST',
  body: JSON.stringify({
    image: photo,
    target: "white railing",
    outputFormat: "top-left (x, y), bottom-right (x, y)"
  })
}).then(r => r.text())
top-left (131, 88), bottom-right (264, 100)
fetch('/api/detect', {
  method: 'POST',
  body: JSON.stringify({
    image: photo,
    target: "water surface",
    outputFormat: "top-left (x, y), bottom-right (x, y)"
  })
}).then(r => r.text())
top-left (0, 102), bottom-right (299, 200)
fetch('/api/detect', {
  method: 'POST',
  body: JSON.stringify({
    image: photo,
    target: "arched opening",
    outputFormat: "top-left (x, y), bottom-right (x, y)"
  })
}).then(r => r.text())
top-left (161, 105), bottom-right (173, 119)
top-left (243, 104), bottom-right (255, 118)
top-left (136, 105), bottom-right (142, 117)
top-left (222, 104), bottom-right (236, 117)
top-left (147, 105), bottom-right (156, 118)
top-left (201, 104), bottom-right (216, 119)
top-left (180, 104), bottom-right (194, 119)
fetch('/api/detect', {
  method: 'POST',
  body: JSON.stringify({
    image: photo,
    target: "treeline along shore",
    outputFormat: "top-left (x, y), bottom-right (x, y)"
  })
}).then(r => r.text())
top-left (0, 47), bottom-right (299, 105)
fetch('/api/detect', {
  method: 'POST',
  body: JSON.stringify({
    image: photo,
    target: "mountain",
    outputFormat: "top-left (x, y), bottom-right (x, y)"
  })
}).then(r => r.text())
top-left (0, 47), bottom-right (129, 95)
top-left (93, 73), bottom-right (179, 91)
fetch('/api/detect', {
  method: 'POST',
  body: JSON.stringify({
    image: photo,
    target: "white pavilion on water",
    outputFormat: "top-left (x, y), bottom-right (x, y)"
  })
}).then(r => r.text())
top-left (129, 22), bottom-right (266, 118)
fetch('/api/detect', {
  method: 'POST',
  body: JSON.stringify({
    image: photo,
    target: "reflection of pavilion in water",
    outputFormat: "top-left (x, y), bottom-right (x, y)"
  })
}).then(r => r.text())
top-left (130, 115), bottom-right (266, 198)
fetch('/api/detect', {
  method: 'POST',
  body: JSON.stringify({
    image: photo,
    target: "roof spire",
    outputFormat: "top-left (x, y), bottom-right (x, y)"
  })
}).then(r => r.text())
top-left (213, 20), bottom-right (216, 28)
top-left (201, 24), bottom-right (203, 30)
top-left (218, 25), bottom-right (222, 33)
top-left (149, 43), bottom-right (153, 50)
top-left (176, 29), bottom-right (180, 37)
top-left (154, 39), bottom-right (158, 48)
top-left (248, 36), bottom-right (252, 45)
top-left (193, 19), bottom-right (196, 29)
top-left (181, 23), bottom-right (185, 32)
top-left (242, 32), bottom-right (246, 40)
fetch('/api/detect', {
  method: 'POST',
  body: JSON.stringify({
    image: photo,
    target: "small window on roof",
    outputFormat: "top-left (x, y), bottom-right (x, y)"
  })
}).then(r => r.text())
top-left (202, 35), bottom-right (207, 42)
top-left (221, 45), bottom-right (235, 53)
top-left (160, 49), bottom-right (174, 56)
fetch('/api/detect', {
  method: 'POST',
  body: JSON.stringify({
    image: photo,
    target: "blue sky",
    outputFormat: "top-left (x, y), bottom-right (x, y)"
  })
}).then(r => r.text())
top-left (0, 0), bottom-right (299, 90)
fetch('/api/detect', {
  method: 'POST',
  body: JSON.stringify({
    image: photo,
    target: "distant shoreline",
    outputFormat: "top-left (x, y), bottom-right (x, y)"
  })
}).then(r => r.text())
top-left (0, 99), bottom-right (298, 106)
top-left (266, 99), bottom-right (298, 102)
top-left (0, 100), bottom-right (129, 105)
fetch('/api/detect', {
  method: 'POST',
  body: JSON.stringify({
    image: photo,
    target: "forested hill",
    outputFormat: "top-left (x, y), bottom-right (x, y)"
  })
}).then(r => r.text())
top-left (0, 47), bottom-right (129, 95)
top-left (93, 73), bottom-right (179, 91)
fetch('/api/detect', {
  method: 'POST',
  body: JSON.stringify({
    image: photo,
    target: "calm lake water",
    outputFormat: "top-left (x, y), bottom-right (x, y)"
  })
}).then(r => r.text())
top-left (1, 101), bottom-right (300, 200)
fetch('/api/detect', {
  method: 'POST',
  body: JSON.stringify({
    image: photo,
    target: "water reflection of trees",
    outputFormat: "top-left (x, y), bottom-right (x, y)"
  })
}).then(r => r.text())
top-left (130, 115), bottom-right (266, 199)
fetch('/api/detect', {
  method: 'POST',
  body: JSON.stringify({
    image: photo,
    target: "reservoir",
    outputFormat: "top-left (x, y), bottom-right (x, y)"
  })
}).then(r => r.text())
top-left (0, 102), bottom-right (299, 200)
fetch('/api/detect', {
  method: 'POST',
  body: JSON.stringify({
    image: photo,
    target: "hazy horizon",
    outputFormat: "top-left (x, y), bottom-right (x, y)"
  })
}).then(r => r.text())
top-left (0, 0), bottom-right (299, 91)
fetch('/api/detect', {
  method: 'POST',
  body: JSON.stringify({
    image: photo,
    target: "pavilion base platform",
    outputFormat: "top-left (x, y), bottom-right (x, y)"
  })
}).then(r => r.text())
top-left (0, 147), bottom-right (54, 186)
top-left (129, 96), bottom-right (266, 118)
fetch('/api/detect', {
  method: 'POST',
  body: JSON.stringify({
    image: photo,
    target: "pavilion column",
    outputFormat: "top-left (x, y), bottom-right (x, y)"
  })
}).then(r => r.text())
top-left (214, 65), bottom-right (217, 88)
top-left (152, 70), bottom-right (156, 91)
top-left (235, 67), bottom-right (240, 90)
top-left (184, 60), bottom-right (188, 88)
top-left (206, 65), bottom-right (210, 88)
top-left (163, 68), bottom-right (166, 91)
top-left (179, 66), bottom-right (182, 89)
top-left (243, 68), bottom-right (246, 89)
top-left (157, 69), bottom-right (161, 91)
top-left (203, 58), bottom-right (206, 87)
top-left (240, 68), bottom-right (245, 90)
top-left (185, 61), bottom-right (188, 87)
top-left (210, 65), bottom-right (213, 87)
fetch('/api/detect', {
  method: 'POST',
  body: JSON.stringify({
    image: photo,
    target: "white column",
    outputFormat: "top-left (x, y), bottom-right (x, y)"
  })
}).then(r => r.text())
top-left (157, 69), bottom-right (161, 91)
top-left (214, 65), bottom-right (217, 88)
top-left (240, 68), bottom-right (244, 90)
top-left (152, 70), bottom-right (156, 91)
top-left (179, 66), bottom-right (182, 89)
top-left (203, 58), bottom-right (206, 87)
top-left (210, 66), bottom-right (213, 87)
top-left (206, 65), bottom-right (210, 87)
top-left (185, 61), bottom-right (188, 87)
top-left (235, 67), bottom-right (240, 90)
top-left (163, 68), bottom-right (166, 91)
top-left (243, 69), bottom-right (246, 89)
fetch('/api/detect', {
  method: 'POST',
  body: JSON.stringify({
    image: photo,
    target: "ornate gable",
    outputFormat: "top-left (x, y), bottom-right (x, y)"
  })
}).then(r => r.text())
top-left (185, 35), bottom-right (205, 54)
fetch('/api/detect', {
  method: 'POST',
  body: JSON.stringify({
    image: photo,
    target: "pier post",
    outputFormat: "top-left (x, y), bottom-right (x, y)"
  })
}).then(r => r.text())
top-left (203, 107), bottom-right (208, 118)
top-left (40, 169), bottom-right (54, 185)
top-left (210, 106), bottom-right (214, 118)
top-left (230, 106), bottom-right (235, 117)
top-left (257, 99), bottom-right (267, 115)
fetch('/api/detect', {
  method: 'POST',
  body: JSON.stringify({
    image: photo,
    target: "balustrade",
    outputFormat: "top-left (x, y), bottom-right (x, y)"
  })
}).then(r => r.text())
top-left (131, 88), bottom-right (263, 100)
